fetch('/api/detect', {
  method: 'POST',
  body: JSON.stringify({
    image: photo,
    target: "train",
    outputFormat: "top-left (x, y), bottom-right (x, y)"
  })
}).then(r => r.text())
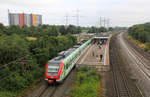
top-left (45, 39), bottom-right (92, 83)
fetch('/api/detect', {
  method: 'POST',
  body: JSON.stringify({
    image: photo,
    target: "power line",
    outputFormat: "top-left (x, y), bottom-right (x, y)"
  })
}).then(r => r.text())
top-left (65, 13), bottom-right (69, 26)
top-left (99, 17), bottom-right (110, 28)
top-left (100, 17), bottom-right (102, 27)
top-left (72, 9), bottom-right (82, 27)
top-left (76, 9), bottom-right (80, 26)
top-left (107, 19), bottom-right (110, 29)
top-left (104, 18), bottom-right (106, 27)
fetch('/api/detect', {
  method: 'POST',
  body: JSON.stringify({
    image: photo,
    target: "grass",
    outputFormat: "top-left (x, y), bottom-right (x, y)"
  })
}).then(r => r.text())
top-left (82, 30), bottom-right (88, 33)
top-left (71, 66), bottom-right (103, 97)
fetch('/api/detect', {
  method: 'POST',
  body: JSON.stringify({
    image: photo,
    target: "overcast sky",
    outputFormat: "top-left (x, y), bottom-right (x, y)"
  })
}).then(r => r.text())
top-left (0, 0), bottom-right (150, 27)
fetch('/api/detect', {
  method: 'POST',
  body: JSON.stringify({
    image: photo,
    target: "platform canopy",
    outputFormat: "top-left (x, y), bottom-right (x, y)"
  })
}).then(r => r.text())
top-left (93, 37), bottom-right (109, 39)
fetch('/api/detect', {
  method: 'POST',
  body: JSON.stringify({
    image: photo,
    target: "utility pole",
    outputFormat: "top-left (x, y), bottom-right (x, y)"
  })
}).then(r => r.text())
top-left (104, 18), bottom-right (107, 28)
top-left (76, 9), bottom-right (80, 27)
top-left (65, 13), bottom-right (69, 27)
top-left (72, 9), bottom-right (82, 26)
top-left (107, 19), bottom-right (110, 29)
top-left (100, 17), bottom-right (102, 27)
top-left (72, 9), bottom-right (81, 26)
top-left (103, 18), bottom-right (105, 27)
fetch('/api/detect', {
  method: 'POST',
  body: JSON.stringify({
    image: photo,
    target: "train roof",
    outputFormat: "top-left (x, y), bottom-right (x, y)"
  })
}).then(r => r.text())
top-left (48, 40), bottom-right (88, 63)
top-left (49, 48), bottom-right (76, 63)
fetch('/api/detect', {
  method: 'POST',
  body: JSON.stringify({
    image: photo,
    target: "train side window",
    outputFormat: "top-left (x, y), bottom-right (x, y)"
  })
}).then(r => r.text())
top-left (66, 64), bottom-right (69, 69)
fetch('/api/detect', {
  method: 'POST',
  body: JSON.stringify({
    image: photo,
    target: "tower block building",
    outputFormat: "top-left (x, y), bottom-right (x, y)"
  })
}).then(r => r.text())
top-left (9, 12), bottom-right (42, 27)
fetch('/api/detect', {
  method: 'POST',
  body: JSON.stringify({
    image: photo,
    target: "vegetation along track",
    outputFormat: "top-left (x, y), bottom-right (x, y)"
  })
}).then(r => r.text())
top-left (110, 35), bottom-right (132, 97)
top-left (124, 34), bottom-right (150, 71)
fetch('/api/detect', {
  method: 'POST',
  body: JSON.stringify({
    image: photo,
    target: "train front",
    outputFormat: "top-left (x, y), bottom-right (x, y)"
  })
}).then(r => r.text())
top-left (45, 61), bottom-right (63, 83)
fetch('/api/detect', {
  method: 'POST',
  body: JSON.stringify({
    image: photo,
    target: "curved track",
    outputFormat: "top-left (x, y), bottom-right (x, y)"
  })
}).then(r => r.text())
top-left (119, 32), bottom-right (150, 97)
top-left (107, 32), bottom-right (143, 97)
top-left (110, 34), bottom-right (132, 97)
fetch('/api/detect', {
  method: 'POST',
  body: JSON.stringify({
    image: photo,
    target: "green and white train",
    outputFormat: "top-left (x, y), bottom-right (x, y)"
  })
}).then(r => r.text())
top-left (45, 38), bottom-right (92, 83)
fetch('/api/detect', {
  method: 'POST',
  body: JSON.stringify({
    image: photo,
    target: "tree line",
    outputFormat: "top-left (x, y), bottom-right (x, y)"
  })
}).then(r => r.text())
top-left (128, 22), bottom-right (150, 52)
top-left (87, 26), bottom-right (113, 33)
top-left (0, 23), bottom-right (82, 37)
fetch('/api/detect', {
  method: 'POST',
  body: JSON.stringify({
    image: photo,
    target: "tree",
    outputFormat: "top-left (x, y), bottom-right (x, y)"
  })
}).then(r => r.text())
top-left (108, 27), bottom-right (113, 31)
top-left (66, 25), bottom-right (77, 34)
top-left (0, 23), bottom-right (6, 33)
top-left (0, 34), bottom-right (29, 64)
top-left (59, 25), bottom-right (66, 35)
top-left (7, 25), bottom-right (22, 35)
top-left (99, 27), bottom-right (107, 32)
top-left (128, 23), bottom-right (150, 43)
top-left (88, 26), bottom-right (98, 33)
top-left (77, 26), bottom-right (82, 34)
top-left (48, 26), bottom-right (59, 36)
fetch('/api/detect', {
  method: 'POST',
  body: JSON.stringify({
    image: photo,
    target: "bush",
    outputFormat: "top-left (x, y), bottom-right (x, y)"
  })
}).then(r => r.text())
top-left (128, 23), bottom-right (150, 54)
top-left (0, 91), bottom-right (16, 97)
top-left (71, 67), bottom-right (100, 97)
top-left (128, 23), bottom-right (150, 44)
top-left (77, 66), bottom-right (88, 72)
top-left (2, 73), bottom-right (28, 92)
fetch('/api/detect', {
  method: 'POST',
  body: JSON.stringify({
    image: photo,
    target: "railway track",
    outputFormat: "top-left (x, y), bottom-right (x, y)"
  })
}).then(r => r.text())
top-left (124, 34), bottom-right (150, 62)
top-left (38, 84), bottom-right (58, 97)
top-left (105, 32), bottom-right (144, 97)
top-left (27, 69), bottom-right (76, 97)
top-left (38, 85), bottom-right (49, 97)
top-left (110, 34), bottom-right (132, 97)
top-left (27, 82), bottom-right (58, 97)
top-left (119, 32), bottom-right (150, 97)
top-left (121, 33), bottom-right (150, 79)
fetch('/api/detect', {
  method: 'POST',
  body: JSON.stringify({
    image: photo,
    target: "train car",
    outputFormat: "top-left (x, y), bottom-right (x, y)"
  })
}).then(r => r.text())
top-left (45, 39), bottom-right (92, 83)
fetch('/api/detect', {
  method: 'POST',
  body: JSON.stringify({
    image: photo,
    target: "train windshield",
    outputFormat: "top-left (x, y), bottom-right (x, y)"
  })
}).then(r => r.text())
top-left (48, 62), bottom-right (60, 66)
top-left (47, 62), bottom-right (60, 76)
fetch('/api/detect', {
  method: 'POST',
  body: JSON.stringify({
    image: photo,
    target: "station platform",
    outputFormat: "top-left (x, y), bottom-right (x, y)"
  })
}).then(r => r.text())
top-left (77, 35), bottom-right (111, 72)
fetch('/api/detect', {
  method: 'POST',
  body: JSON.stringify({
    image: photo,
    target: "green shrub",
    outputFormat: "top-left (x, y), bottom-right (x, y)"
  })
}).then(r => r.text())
top-left (0, 91), bottom-right (16, 97)
top-left (2, 73), bottom-right (28, 92)
top-left (71, 67), bottom-right (100, 97)
top-left (77, 66), bottom-right (88, 72)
